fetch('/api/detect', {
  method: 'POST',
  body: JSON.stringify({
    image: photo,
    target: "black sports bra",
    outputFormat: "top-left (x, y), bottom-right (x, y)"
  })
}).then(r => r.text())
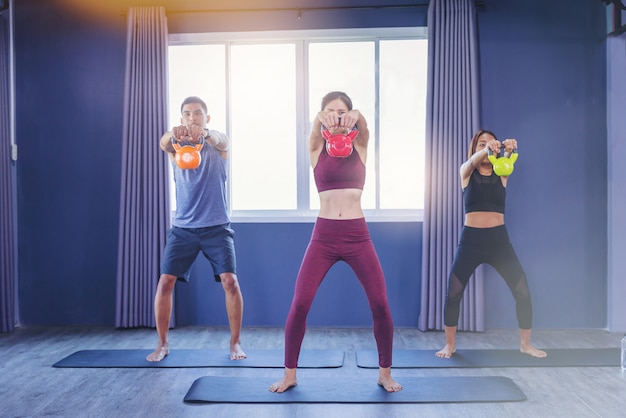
top-left (463, 170), bottom-right (506, 214)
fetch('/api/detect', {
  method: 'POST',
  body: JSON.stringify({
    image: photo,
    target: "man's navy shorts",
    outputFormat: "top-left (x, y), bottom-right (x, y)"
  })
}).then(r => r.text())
top-left (160, 223), bottom-right (236, 282)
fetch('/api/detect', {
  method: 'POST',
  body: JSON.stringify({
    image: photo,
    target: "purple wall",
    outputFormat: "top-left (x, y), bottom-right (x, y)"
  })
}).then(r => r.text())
top-left (12, 0), bottom-right (609, 329)
top-left (478, 0), bottom-right (607, 328)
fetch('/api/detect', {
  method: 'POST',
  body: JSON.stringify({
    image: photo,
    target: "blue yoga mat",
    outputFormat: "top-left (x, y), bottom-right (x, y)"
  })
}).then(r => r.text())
top-left (183, 376), bottom-right (526, 403)
top-left (52, 349), bottom-right (344, 368)
top-left (356, 348), bottom-right (620, 368)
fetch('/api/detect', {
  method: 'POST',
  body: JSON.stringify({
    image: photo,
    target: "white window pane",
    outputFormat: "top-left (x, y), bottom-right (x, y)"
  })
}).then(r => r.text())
top-left (379, 40), bottom-right (427, 209)
top-left (168, 45), bottom-right (227, 130)
top-left (167, 45), bottom-right (227, 212)
top-left (167, 29), bottom-right (427, 220)
top-left (308, 165), bottom-right (318, 210)
top-left (230, 44), bottom-right (297, 210)
top-left (308, 42), bottom-right (376, 210)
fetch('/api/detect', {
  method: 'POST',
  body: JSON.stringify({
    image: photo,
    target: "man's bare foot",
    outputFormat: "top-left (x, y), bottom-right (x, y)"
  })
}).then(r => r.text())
top-left (146, 345), bottom-right (169, 362)
top-left (230, 342), bottom-right (246, 360)
top-left (269, 368), bottom-right (297, 393)
top-left (435, 344), bottom-right (455, 358)
top-left (378, 367), bottom-right (402, 392)
top-left (521, 344), bottom-right (547, 358)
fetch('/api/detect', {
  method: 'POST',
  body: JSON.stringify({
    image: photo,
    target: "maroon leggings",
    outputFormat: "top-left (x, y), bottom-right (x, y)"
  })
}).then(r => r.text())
top-left (283, 217), bottom-right (394, 368)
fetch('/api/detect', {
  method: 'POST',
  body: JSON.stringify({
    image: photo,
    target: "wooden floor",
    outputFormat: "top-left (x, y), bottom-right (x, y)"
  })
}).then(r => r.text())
top-left (1, 326), bottom-right (625, 417)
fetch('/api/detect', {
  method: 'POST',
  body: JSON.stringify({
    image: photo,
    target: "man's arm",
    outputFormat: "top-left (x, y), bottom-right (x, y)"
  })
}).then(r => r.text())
top-left (161, 127), bottom-right (229, 156)
top-left (204, 129), bottom-right (229, 152)
top-left (160, 131), bottom-right (175, 157)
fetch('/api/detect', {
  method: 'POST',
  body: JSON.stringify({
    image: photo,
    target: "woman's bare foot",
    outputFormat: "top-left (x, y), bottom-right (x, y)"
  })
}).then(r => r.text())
top-left (230, 342), bottom-right (246, 360)
top-left (146, 345), bottom-right (169, 362)
top-left (377, 367), bottom-right (402, 392)
top-left (436, 325), bottom-right (458, 358)
top-left (269, 368), bottom-right (297, 393)
top-left (521, 344), bottom-right (547, 358)
top-left (519, 328), bottom-right (547, 358)
top-left (435, 343), bottom-right (455, 358)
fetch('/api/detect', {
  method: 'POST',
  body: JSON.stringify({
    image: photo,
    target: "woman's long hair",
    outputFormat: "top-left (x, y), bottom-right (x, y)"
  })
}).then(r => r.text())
top-left (468, 129), bottom-right (497, 159)
top-left (320, 91), bottom-right (353, 111)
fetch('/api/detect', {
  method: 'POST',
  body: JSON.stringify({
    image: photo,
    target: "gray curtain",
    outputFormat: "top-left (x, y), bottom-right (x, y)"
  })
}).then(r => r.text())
top-left (607, 31), bottom-right (626, 332)
top-left (419, 0), bottom-right (484, 332)
top-left (0, 12), bottom-right (15, 333)
top-left (115, 7), bottom-right (170, 328)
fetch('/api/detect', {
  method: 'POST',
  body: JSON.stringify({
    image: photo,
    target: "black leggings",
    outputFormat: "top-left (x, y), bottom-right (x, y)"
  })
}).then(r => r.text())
top-left (443, 225), bottom-right (533, 329)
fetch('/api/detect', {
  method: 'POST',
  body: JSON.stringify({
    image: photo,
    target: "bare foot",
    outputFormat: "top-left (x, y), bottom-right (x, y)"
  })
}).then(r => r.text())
top-left (269, 368), bottom-right (297, 393)
top-left (378, 367), bottom-right (402, 392)
top-left (378, 377), bottom-right (403, 392)
top-left (435, 343), bottom-right (455, 358)
top-left (230, 342), bottom-right (246, 360)
top-left (146, 345), bottom-right (169, 362)
top-left (521, 344), bottom-right (547, 358)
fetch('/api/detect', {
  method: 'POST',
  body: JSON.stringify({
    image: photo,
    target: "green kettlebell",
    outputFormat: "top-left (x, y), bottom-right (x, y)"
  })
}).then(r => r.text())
top-left (488, 148), bottom-right (518, 176)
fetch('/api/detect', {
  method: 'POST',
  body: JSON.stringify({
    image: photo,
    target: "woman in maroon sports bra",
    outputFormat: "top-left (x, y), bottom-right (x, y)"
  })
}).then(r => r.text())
top-left (269, 91), bottom-right (402, 393)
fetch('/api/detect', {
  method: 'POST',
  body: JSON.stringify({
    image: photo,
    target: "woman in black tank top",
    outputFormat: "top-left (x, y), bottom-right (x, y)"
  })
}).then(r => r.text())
top-left (436, 129), bottom-right (547, 360)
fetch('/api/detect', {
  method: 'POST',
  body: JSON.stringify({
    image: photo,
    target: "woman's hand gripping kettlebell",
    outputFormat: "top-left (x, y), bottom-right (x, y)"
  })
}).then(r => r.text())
top-left (487, 138), bottom-right (518, 176)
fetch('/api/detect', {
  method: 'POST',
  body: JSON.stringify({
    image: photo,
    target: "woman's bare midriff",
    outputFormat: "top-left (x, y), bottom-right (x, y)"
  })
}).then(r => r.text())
top-left (464, 211), bottom-right (505, 228)
top-left (318, 189), bottom-right (364, 219)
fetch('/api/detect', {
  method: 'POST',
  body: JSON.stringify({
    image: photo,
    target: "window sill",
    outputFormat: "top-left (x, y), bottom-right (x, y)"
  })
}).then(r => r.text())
top-left (230, 210), bottom-right (423, 223)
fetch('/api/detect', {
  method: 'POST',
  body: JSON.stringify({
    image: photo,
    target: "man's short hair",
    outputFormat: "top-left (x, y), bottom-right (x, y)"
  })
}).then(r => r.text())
top-left (180, 96), bottom-right (208, 114)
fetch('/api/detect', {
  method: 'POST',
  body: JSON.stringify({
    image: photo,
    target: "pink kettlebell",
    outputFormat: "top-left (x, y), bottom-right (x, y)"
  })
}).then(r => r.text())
top-left (321, 127), bottom-right (359, 158)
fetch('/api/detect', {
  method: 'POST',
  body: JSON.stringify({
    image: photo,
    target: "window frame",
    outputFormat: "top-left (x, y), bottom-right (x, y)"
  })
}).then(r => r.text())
top-left (169, 27), bottom-right (427, 223)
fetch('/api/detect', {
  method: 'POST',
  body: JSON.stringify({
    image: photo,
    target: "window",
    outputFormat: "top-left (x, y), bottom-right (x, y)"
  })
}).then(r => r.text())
top-left (168, 28), bottom-right (427, 221)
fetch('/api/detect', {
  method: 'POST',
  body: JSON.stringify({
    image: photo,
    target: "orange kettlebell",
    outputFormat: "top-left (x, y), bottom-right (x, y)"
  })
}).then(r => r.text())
top-left (172, 138), bottom-right (204, 170)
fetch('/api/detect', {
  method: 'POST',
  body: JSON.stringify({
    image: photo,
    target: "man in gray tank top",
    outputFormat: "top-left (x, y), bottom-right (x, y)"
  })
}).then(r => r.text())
top-left (146, 96), bottom-right (246, 362)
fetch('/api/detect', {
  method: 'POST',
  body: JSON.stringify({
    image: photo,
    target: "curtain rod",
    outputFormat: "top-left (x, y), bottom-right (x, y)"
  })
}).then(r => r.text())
top-left (155, 2), bottom-right (485, 15)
